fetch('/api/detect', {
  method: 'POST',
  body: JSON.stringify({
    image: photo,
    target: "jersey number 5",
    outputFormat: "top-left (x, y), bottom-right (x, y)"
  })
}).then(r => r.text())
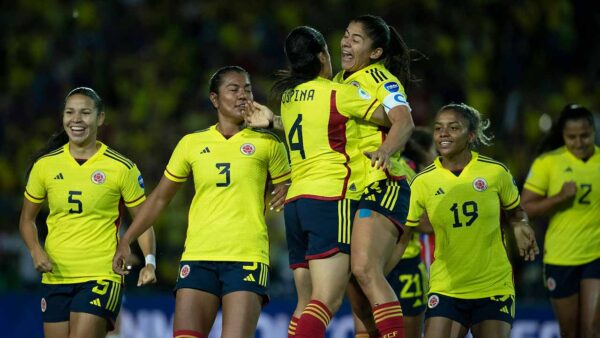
top-left (216, 163), bottom-right (231, 187)
top-left (450, 201), bottom-right (478, 228)
top-left (68, 190), bottom-right (83, 214)
top-left (288, 114), bottom-right (306, 159)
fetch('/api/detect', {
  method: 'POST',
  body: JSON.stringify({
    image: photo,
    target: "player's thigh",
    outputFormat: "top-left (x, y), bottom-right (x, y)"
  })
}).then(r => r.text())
top-left (308, 252), bottom-right (351, 311)
top-left (44, 322), bottom-right (69, 338)
top-left (221, 291), bottom-right (263, 338)
top-left (471, 320), bottom-right (511, 338)
top-left (69, 312), bottom-right (107, 338)
top-left (351, 209), bottom-right (398, 270)
top-left (580, 277), bottom-right (600, 337)
top-left (424, 316), bottom-right (468, 338)
top-left (174, 288), bottom-right (220, 333)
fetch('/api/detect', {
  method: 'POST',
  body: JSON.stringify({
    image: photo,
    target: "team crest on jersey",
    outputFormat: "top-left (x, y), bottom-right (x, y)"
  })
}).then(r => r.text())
top-left (138, 175), bottom-right (145, 189)
top-left (358, 88), bottom-right (371, 100)
top-left (240, 143), bottom-right (255, 155)
top-left (472, 177), bottom-right (488, 192)
top-left (428, 295), bottom-right (439, 308)
top-left (41, 298), bottom-right (47, 312)
top-left (180, 264), bottom-right (190, 279)
top-left (546, 277), bottom-right (556, 291)
top-left (91, 170), bottom-right (106, 184)
top-left (384, 81), bottom-right (400, 93)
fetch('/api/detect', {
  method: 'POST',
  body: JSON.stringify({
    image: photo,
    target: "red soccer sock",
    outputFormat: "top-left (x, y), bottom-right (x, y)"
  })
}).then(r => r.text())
top-left (373, 301), bottom-right (405, 338)
top-left (173, 329), bottom-right (206, 338)
top-left (294, 299), bottom-right (332, 338)
top-left (288, 315), bottom-right (299, 337)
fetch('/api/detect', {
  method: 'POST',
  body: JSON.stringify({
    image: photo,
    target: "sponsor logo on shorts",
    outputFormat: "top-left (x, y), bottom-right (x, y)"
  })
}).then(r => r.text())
top-left (91, 170), bottom-right (106, 184)
top-left (180, 264), bottom-right (190, 279)
top-left (428, 294), bottom-right (439, 308)
top-left (240, 143), bottom-right (256, 155)
top-left (41, 298), bottom-right (47, 312)
top-left (472, 177), bottom-right (488, 192)
top-left (384, 82), bottom-right (400, 93)
top-left (546, 277), bottom-right (556, 291)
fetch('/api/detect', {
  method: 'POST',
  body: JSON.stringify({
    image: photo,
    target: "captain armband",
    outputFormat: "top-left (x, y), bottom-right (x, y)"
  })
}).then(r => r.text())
top-left (382, 92), bottom-right (411, 114)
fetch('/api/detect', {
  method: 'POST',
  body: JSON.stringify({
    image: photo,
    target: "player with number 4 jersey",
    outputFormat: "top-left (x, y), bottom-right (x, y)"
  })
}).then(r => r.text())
top-left (406, 103), bottom-right (538, 338)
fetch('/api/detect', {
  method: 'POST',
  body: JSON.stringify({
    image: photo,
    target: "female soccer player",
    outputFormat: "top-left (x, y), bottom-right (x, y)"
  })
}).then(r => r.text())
top-left (406, 103), bottom-right (539, 338)
top-left (245, 25), bottom-right (402, 338)
top-left (521, 104), bottom-right (599, 338)
top-left (19, 87), bottom-right (156, 338)
top-left (112, 66), bottom-right (291, 338)
top-left (333, 14), bottom-right (415, 337)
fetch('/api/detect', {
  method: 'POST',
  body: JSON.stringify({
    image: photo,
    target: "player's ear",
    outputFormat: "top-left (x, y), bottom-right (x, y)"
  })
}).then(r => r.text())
top-left (97, 110), bottom-right (105, 127)
top-left (370, 47), bottom-right (383, 60)
top-left (209, 92), bottom-right (219, 110)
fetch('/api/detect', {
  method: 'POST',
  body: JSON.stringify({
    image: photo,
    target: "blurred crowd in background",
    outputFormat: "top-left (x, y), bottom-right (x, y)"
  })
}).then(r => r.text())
top-left (1, 0), bottom-right (599, 306)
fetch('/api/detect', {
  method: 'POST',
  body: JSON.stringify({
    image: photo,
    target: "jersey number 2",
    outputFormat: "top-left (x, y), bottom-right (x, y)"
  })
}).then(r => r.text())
top-left (288, 114), bottom-right (306, 159)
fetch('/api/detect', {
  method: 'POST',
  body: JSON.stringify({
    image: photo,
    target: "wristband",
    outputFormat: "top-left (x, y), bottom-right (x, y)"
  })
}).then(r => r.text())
top-left (145, 254), bottom-right (156, 267)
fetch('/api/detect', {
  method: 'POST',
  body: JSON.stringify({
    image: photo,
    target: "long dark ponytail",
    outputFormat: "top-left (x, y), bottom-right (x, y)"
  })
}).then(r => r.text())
top-left (26, 87), bottom-right (103, 177)
top-left (352, 15), bottom-right (414, 85)
top-left (271, 26), bottom-right (327, 102)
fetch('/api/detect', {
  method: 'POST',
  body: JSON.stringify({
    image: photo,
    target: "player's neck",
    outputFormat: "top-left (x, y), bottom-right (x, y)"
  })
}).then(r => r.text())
top-left (440, 150), bottom-right (472, 172)
top-left (216, 121), bottom-right (243, 138)
top-left (69, 140), bottom-right (99, 159)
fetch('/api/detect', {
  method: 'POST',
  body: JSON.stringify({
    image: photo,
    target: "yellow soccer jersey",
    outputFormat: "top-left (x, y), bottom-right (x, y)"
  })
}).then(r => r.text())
top-left (406, 152), bottom-right (520, 298)
top-left (164, 126), bottom-right (290, 265)
top-left (524, 146), bottom-right (600, 265)
top-left (25, 142), bottom-right (146, 284)
top-left (333, 62), bottom-right (412, 184)
top-left (281, 76), bottom-right (379, 201)
top-left (399, 158), bottom-right (421, 259)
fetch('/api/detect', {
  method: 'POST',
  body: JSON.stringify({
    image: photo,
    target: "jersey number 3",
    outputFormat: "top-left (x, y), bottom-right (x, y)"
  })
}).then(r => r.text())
top-left (216, 163), bottom-right (231, 187)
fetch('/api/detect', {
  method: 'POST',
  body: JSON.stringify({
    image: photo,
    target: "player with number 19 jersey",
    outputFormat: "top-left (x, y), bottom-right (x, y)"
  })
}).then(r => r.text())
top-left (164, 125), bottom-right (290, 265)
top-left (333, 61), bottom-right (411, 182)
top-left (281, 76), bottom-right (379, 201)
top-left (406, 152), bottom-right (520, 298)
top-left (24, 142), bottom-right (146, 284)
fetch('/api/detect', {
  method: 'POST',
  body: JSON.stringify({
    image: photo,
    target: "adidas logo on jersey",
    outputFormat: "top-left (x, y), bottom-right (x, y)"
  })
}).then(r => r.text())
top-left (54, 173), bottom-right (64, 180)
top-left (435, 187), bottom-right (445, 195)
top-left (90, 298), bottom-right (102, 307)
top-left (243, 274), bottom-right (256, 282)
top-left (200, 147), bottom-right (211, 154)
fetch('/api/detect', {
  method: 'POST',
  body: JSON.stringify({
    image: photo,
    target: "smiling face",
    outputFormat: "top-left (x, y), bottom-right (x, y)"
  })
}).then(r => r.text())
top-left (210, 70), bottom-right (252, 124)
top-left (63, 93), bottom-right (104, 148)
top-left (340, 21), bottom-right (382, 73)
top-left (433, 109), bottom-right (475, 159)
top-left (562, 118), bottom-right (595, 160)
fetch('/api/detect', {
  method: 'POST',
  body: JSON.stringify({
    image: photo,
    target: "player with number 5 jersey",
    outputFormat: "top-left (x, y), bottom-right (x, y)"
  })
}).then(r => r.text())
top-left (406, 103), bottom-right (539, 338)
top-left (19, 87), bottom-right (156, 338)
top-left (113, 66), bottom-right (290, 338)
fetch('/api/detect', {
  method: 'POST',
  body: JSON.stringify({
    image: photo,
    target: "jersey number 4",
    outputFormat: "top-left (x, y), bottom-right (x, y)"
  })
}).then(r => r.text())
top-left (287, 114), bottom-right (306, 159)
top-left (450, 201), bottom-right (478, 228)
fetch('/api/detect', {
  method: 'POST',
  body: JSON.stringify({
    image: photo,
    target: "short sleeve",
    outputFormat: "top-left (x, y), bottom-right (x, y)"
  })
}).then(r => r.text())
top-left (164, 136), bottom-right (191, 182)
top-left (336, 84), bottom-right (379, 121)
top-left (523, 157), bottom-right (548, 196)
top-left (24, 161), bottom-right (46, 203)
top-left (121, 165), bottom-right (146, 207)
top-left (405, 178), bottom-right (426, 227)
top-left (269, 139), bottom-right (291, 184)
top-left (498, 169), bottom-right (520, 210)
